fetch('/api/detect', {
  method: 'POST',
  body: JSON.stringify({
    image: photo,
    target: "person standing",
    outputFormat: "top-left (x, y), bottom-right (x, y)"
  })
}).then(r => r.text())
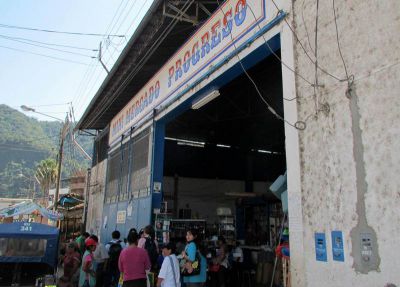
top-left (210, 236), bottom-right (229, 287)
top-left (79, 237), bottom-right (97, 287)
top-left (182, 229), bottom-right (207, 287)
top-left (63, 242), bottom-right (81, 285)
top-left (137, 225), bottom-right (159, 269)
top-left (76, 232), bottom-right (90, 256)
top-left (105, 230), bottom-right (125, 286)
top-left (118, 230), bottom-right (151, 287)
top-left (157, 242), bottom-right (180, 287)
top-left (90, 235), bottom-right (109, 287)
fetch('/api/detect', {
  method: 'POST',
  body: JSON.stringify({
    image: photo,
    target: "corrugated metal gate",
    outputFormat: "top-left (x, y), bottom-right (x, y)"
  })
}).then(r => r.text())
top-left (101, 127), bottom-right (152, 242)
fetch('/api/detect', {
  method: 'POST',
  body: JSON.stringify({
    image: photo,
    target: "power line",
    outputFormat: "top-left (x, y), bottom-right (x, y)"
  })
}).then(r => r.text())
top-left (0, 34), bottom-right (96, 58)
top-left (28, 102), bottom-right (71, 108)
top-left (216, 1), bottom-right (307, 130)
top-left (0, 23), bottom-right (125, 37)
top-left (0, 34), bottom-right (98, 51)
top-left (269, 0), bottom-right (345, 82)
top-left (83, 0), bottom-right (195, 129)
top-left (0, 45), bottom-right (96, 66)
top-left (332, 0), bottom-right (350, 83)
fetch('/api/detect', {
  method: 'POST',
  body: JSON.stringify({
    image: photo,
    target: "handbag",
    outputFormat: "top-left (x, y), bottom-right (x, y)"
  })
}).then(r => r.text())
top-left (181, 251), bottom-right (201, 276)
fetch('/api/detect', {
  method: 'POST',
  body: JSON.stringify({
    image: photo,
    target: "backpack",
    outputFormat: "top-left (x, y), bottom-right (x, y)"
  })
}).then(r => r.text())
top-left (107, 240), bottom-right (123, 271)
top-left (144, 237), bottom-right (158, 267)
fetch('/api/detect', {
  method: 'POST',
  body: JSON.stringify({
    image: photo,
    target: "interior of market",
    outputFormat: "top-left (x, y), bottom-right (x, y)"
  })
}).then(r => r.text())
top-left (157, 51), bottom-right (289, 285)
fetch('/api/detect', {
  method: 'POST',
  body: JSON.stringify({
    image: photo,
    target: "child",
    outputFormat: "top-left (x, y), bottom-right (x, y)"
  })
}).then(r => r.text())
top-left (157, 242), bottom-right (180, 287)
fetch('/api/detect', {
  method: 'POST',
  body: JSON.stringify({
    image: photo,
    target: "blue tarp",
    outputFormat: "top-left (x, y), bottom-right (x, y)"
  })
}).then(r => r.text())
top-left (0, 222), bottom-right (59, 267)
top-left (58, 194), bottom-right (82, 208)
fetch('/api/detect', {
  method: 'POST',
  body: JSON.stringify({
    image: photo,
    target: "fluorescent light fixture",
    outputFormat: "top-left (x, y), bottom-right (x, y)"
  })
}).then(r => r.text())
top-left (258, 149), bottom-right (272, 154)
top-left (177, 141), bottom-right (205, 148)
top-left (192, 90), bottom-right (220, 109)
top-left (165, 137), bottom-right (179, 141)
top-left (257, 149), bottom-right (283, 155)
top-left (217, 144), bottom-right (231, 148)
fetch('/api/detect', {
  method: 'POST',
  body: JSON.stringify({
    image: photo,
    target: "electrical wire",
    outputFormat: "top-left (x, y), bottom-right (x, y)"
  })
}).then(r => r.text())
top-left (270, 0), bottom-right (346, 82)
top-left (83, 0), bottom-right (196, 129)
top-left (0, 23), bottom-right (125, 37)
top-left (245, 4), bottom-right (316, 88)
top-left (104, 0), bottom-right (130, 42)
top-left (313, 0), bottom-right (320, 114)
top-left (217, 1), bottom-right (306, 130)
top-left (28, 102), bottom-right (71, 108)
top-left (71, 0), bottom-right (134, 115)
top-left (0, 34), bottom-right (97, 58)
top-left (0, 44), bottom-right (96, 66)
top-left (301, 0), bottom-right (314, 55)
top-left (332, 0), bottom-right (350, 83)
top-left (0, 34), bottom-right (98, 51)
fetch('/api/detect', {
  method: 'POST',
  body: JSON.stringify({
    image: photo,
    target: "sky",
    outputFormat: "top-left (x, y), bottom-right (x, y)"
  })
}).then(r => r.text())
top-left (0, 0), bottom-right (154, 122)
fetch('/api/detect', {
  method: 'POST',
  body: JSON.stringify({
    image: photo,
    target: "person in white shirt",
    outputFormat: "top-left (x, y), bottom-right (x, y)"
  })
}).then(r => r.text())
top-left (157, 242), bottom-right (181, 287)
top-left (90, 235), bottom-right (109, 287)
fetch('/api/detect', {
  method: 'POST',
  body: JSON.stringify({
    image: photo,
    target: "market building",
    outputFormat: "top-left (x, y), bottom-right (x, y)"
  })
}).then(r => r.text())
top-left (77, 0), bottom-right (400, 286)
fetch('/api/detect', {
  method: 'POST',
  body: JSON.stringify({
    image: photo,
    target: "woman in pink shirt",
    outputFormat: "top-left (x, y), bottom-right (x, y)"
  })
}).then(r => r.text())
top-left (119, 230), bottom-right (151, 287)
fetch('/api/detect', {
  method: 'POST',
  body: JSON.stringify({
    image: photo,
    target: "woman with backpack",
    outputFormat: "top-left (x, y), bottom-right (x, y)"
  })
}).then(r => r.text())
top-left (119, 229), bottom-right (151, 287)
top-left (138, 225), bottom-right (159, 269)
top-left (79, 237), bottom-right (97, 287)
top-left (181, 228), bottom-right (207, 287)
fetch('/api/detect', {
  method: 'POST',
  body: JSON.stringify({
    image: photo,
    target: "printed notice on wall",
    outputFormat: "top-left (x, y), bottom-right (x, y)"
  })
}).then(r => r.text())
top-left (116, 210), bottom-right (126, 224)
top-left (127, 203), bottom-right (133, 217)
top-left (315, 233), bottom-right (327, 262)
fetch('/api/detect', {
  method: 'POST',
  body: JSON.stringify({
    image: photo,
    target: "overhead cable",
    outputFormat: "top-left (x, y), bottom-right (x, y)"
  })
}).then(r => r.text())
top-left (217, 1), bottom-right (306, 130)
top-left (270, 0), bottom-right (345, 82)
top-left (0, 34), bottom-right (98, 51)
top-left (332, 0), bottom-right (351, 83)
top-left (0, 34), bottom-right (96, 58)
top-left (0, 23), bottom-right (125, 37)
top-left (0, 45), bottom-right (96, 65)
top-left (83, 0), bottom-right (194, 129)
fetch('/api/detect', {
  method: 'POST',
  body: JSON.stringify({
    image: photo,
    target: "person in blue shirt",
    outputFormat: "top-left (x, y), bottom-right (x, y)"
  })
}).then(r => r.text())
top-left (181, 228), bottom-right (207, 287)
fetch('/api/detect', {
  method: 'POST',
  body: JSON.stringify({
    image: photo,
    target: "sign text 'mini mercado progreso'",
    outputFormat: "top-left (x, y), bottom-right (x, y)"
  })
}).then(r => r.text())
top-left (109, 0), bottom-right (274, 145)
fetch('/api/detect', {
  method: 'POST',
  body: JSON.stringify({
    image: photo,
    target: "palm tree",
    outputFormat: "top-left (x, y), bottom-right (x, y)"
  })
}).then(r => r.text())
top-left (35, 158), bottom-right (57, 206)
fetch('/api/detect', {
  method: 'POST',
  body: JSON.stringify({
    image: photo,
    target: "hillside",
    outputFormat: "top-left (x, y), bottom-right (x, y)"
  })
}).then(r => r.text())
top-left (0, 104), bottom-right (94, 198)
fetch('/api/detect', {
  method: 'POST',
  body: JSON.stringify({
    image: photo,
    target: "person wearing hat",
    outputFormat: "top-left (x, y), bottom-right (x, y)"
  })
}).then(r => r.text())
top-left (157, 242), bottom-right (180, 287)
top-left (79, 237), bottom-right (97, 287)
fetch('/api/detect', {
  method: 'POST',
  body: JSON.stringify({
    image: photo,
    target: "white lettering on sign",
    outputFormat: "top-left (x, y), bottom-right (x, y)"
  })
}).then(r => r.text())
top-left (109, 0), bottom-right (272, 145)
top-left (20, 222), bottom-right (32, 232)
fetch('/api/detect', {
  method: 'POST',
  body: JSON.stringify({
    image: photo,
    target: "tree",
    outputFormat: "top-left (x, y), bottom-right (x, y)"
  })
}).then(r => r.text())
top-left (35, 158), bottom-right (57, 205)
top-left (0, 161), bottom-right (34, 198)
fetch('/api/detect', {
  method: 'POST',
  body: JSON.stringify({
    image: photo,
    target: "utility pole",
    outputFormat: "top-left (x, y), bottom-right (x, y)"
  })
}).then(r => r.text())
top-left (54, 120), bottom-right (69, 211)
top-left (98, 41), bottom-right (110, 74)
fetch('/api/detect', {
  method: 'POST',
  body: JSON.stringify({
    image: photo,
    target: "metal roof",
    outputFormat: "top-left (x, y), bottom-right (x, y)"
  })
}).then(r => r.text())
top-left (77, 0), bottom-right (219, 130)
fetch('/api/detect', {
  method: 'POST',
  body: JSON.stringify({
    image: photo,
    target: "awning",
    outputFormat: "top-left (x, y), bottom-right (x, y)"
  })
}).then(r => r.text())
top-left (0, 201), bottom-right (63, 221)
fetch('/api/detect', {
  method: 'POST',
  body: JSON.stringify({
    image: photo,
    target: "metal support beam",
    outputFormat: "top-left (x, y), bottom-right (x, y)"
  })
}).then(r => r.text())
top-left (163, 0), bottom-right (198, 25)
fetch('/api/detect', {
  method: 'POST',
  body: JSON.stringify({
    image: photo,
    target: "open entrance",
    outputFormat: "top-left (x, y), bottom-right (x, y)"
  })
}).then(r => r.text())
top-left (156, 50), bottom-right (288, 286)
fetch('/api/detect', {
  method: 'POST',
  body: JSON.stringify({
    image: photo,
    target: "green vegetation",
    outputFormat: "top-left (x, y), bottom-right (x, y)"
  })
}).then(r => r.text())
top-left (0, 104), bottom-right (94, 198)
